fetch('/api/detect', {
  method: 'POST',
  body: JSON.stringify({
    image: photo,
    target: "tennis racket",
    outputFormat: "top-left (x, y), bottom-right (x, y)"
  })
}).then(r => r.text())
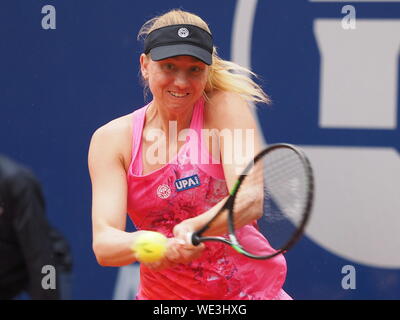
top-left (187, 143), bottom-right (314, 260)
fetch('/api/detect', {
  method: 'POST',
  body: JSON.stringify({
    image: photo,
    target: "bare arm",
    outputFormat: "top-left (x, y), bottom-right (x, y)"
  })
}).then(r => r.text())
top-left (174, 91), bottom-right (264, 239)
top-left (89, 123), bottom-right (143, 267)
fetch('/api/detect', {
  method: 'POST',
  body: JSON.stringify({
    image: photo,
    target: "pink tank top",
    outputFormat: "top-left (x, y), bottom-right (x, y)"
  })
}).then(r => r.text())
top-left (127, 97), bottom-right (288, 300)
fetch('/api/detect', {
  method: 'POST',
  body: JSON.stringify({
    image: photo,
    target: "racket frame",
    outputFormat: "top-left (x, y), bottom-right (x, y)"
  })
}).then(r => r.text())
top-left (190, 143), bottom-right (314, 260)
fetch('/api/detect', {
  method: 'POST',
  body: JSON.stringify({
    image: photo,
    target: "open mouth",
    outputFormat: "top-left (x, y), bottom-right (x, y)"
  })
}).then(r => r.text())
top-left (168, 91), bottom-right (190, 98)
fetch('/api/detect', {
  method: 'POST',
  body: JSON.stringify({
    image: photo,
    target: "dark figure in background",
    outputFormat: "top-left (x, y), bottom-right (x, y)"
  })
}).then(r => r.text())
top-left (0, 155), bottom-right (73, 299)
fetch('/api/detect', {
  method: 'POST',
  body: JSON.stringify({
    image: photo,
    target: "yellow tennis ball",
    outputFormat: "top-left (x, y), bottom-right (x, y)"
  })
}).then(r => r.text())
top-left (132, 231), bottom-right (168, 263)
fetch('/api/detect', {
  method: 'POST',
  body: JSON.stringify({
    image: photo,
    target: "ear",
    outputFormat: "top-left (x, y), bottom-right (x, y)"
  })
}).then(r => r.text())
top-left (140, 53), bottom-right (150, 80)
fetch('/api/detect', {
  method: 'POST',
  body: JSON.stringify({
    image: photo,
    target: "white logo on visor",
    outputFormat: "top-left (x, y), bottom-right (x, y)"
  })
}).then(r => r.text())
top-left (178, 27), bottom-right (189, 38)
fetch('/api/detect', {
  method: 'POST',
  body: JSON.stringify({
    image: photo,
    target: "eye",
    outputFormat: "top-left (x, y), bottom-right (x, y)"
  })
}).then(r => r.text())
top-left (190, 66), bottom-right (204, 73)
top-left (163, 63), bottom-right (175, 71)
top-left (190, 66), bottom-right (202, 73)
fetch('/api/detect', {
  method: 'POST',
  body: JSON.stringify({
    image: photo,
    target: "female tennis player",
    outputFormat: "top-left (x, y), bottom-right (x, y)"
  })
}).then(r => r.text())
top-left (88, 9), bottom-right (291, 300)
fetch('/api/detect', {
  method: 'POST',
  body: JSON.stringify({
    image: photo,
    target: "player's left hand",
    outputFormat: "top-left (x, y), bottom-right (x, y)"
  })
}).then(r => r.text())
top-left (171, 220), bottom-right (205, 264)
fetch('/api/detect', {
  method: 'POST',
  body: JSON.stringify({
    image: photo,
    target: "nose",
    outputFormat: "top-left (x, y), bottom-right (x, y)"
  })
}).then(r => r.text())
top-left (174, 71), bottom-right (189, 89)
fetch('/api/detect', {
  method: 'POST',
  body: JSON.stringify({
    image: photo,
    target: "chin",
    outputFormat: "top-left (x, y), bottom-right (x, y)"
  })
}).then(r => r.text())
top-left (167, 97), bottom-right (196, 108)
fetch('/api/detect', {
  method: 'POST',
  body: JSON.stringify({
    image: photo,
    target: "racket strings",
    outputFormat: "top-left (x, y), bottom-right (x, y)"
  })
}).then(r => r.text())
top-left (233, 147), bottom-right (311, 254)
top-left (233, 161), bottom-right (265, 219)
top-left (262, 149), bottom-right (308, 224)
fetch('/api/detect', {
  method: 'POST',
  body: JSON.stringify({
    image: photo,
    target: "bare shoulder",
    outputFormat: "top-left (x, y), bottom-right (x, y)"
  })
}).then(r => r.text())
top-left (204, 90), bottom-right (254, 129)
top-left (206, 90), bottom-right (248, 110)
top-left (89, 114), bottom-right (133, 170)
top-left (91, 114), bottom-right (132, 141)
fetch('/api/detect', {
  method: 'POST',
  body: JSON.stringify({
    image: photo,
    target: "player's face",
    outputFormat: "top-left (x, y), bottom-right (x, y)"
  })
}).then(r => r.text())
top-left (141, 54), bottom-right (209, 112)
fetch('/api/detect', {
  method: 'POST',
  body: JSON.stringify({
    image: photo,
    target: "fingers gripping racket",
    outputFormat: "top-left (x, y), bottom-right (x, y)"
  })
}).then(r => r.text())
top-left (188, 143), bottom-right (314, 260)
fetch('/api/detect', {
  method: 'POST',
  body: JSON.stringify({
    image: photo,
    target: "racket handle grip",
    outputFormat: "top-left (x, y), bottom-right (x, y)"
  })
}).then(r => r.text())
top-left (186, 232), bottom-right (201, 246)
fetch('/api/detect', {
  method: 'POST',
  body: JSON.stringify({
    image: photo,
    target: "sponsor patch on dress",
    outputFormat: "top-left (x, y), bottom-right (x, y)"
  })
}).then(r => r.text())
top-left (174, 174), bottom-right (201, 192)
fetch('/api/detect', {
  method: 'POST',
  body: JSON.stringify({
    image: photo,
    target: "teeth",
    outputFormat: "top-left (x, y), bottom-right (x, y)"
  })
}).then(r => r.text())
top-left (169, 91), bottom-right (188, 97)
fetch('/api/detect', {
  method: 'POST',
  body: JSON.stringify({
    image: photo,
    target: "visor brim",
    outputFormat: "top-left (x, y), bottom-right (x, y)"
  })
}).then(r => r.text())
top-left (149, 44), bottom-right (212, 65)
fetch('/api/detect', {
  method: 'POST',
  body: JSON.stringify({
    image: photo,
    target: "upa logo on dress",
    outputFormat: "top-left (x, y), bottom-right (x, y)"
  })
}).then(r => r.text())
top-left (175, 174), bottom-right (201, 192)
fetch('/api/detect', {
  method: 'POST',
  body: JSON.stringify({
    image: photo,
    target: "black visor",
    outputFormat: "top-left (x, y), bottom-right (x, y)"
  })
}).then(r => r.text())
top-left (144, 24), bottom-right (213, 65)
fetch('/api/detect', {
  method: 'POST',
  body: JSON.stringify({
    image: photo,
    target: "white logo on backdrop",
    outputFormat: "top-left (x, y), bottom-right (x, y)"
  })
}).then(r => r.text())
top-left (232, 0), bottom-right (400, 268)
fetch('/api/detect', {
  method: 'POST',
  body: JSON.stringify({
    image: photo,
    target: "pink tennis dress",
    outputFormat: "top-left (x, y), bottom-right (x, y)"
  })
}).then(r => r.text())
top-left (127, 97), bottom-right (291, 300)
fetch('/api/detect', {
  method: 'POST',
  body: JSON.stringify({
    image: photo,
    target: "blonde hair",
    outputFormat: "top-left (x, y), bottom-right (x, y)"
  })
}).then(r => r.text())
top-left (137, 9), bottom-right (270, 105)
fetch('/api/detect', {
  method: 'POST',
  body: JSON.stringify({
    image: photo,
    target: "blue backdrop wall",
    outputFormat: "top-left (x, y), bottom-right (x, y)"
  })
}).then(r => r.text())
top-left (1, 0), bottom-right (399, 299)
